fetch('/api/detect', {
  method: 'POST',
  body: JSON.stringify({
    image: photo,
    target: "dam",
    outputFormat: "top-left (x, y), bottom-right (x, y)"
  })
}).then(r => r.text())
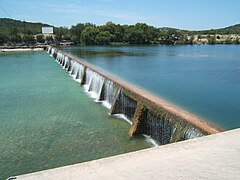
top-left (5, 46), bottom-right (240, 179)
top-left (48, 46), bottom-right (220, 144)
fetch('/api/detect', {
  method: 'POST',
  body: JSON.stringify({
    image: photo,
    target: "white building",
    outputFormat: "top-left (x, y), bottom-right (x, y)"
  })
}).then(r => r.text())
top-left (42, 27), bottom-right (54, 34)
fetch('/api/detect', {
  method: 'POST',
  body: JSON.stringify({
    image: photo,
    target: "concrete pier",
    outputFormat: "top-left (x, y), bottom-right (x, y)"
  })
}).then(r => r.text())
top-left (17, 128), bottom-right (240, 180)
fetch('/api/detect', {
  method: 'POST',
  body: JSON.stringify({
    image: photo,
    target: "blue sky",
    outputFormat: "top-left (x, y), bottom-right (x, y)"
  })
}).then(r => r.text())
top-left (0, 0), bottom-right (240, 30)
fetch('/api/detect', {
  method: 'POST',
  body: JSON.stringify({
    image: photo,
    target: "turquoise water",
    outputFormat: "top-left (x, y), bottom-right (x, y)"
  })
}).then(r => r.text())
top-left (0, 51), bottom-right (150, 179)
top-left (61, 45), bottom-right (240, 130)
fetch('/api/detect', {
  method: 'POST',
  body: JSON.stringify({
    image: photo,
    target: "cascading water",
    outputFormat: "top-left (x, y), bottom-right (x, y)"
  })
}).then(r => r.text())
top-left (182, 126), bottom-right (204, 140)
top-left (64, 56), bottom-right (69, 69)
top-left (75, 64), bottom-right (84, 81)
top-left (50, 48), bottom-right (55, 57)
top-left (69, 61), bottom-right (78, 76)
top-left (47, 46), bottom-right (215, 147)
top-left (88, 72), bottom-right (104, 99)
top-left (111, 89), bottom-right (137, 121)
top-left (99, 79), bottom-right (119, 109)
top-left (62, 56), bottom-right (68, 68)
top-left (134, 109), bottom-right (174, 145)
top-left (85, 68), bottom-right (93, 86)
top-left (47, 46), bottom-right (51, 53)
top-left (60, 54), bottom-right (65, 67)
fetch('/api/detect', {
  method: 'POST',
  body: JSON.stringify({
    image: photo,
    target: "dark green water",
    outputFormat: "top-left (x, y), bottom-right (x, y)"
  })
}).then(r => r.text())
top-left (0, 51), bottom-right (150, 179)
top-left (60, 45), bottom-right (240, 130)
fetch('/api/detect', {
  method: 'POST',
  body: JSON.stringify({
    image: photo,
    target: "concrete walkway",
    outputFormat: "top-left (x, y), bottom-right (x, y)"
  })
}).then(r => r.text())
top-left (17, 129), bottom-right (240, 180)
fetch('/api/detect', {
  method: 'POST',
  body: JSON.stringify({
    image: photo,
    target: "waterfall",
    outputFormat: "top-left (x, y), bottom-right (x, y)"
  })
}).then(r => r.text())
top-left (56, 52), bottom-right (60, 62)
top-left (84, 68), bottom-right (105, 100)
top-left (136, 110), bottom-right (174, 145)
top-left (99, 79), bottom-right (119, 109)
top-left (46, 47), bottom-right (215, 147)
top-left (132, 108), bottom-right (205, 145)
top-left (60, 54), bottom-right (65, 66)
top-left (63, 56), bottom-right (69, 69)
top-left (70, 61), bottom-right (77, 75)
top-left (183, 126), bottom-right (204, 140)
top-left (50, 48), bottom-right (55, 57)
top-left (62, 55), bottom-right (67, 69)
top-left (73, 63), bottom-right (84, 81)
top-left (89, 72), bottom-right (104, 95)
top-left (76, 64), bottom-right (84, 80)
top-left (111, 89), bottom-right (137, 121)
top-left (85, 68), bottom-right (93, 86)
top-left (47, 46), bottom-right (51, 53)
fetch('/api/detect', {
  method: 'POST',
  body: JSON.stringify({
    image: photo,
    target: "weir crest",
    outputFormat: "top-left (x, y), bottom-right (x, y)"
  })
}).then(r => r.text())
top-left (47, 46), bottom-right (221, 146)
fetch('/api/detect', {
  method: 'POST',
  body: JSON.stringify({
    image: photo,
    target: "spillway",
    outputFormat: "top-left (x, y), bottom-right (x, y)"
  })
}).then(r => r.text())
top-left (47, 46), bottom-right (221, 145)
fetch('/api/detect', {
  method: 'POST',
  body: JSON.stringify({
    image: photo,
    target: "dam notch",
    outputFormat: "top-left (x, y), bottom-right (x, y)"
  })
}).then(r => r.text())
top-left (47, 46), bottom-right (221, 145)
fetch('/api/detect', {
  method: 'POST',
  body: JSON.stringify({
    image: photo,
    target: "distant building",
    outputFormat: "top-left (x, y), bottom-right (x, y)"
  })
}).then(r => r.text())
top-left (42, 27), bottom-right (54, 34)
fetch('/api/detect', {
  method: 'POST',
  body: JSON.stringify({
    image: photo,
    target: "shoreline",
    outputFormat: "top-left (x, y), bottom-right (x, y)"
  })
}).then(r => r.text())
top-left (0, 47), bottom-right (45, 52)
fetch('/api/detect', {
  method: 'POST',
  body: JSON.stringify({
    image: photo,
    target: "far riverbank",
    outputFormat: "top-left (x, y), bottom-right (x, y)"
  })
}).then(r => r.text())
top-left (0, 45), bottom-right (46, 52)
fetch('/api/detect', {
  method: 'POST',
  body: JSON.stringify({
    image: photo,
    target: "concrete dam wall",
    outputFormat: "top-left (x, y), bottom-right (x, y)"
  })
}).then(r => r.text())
top-left (47, 46), bottom-right (221, 145)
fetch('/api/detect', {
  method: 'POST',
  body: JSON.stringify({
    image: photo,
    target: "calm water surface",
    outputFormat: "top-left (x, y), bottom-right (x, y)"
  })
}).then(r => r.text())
top-left (0, 51), bottom-right (150, 179)
top-left (60, 45), bottom-right (240, 130)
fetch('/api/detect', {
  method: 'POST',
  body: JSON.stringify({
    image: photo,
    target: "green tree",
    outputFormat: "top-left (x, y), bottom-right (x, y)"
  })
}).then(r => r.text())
top-left (124, 23), bottom-right (155, 44)
top-left (95, 31), bottom-right (113, 45)
top-left (100, 22), bottom-right (125, 42)
top-left (189, 36), bottom-right (194, 44)
top-left (22, 35), bottom-right (35, 44)
top-left (81, 27), bottom-right (99, 45)
top-left (235, 37), bottom-right (239, 44)
top-left (46, 36), bottom-right (54, 44)
top-left (0, 33), bottom-right (8, 45)
top-left (123, 23), bottom-right (157, 44)
top-left (70, 23), bottom-right (92, 44)
top-left (36, 34), bottom-right (45, 43)
top-left (224, 37), bottom-right (233, 44)
top-left (159, 29), bottom-right (184, 44)
top-left (207, 35), bottom-right (216, 44)
top-left (54, 27), bottom-right (69, 42)
top-left (10, 27), bottom-right (19, 36)
top-left (10, 35), bottom-right (22, 43)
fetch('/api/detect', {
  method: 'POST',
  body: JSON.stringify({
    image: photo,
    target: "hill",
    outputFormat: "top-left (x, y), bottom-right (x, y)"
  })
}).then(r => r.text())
top-left (0, 18), bottom-right (54, 35)
top-left (188, 23), bottom-right (240, 35)
top-left (219, 24), bottom-right (240, 34)
top-left (0, 18), bottom-right (239, 46)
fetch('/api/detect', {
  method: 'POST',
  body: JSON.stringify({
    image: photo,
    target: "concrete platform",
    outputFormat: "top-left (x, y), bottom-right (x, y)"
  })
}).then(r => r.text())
top-left (17, 129), bottom-right (240, 180)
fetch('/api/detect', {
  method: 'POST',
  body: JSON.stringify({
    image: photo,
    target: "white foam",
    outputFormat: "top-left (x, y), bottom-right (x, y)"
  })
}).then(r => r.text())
top-left (111, 114), bottom-right (158, 147)
top-left (143, 135), bottom-right (159, 147)
top-left (52, 52), bottom-right (159, 148)
top-left (83, 84), bottom-right (90, 92)
top-left (102, 100), bottom-right (112, 109)
top-left (75, 79), bottom-right (81, 83)
top-left (88, 91), bottom-right (99, 99)
top-left (70, 74), bottom-right (76, 79)
top-left (113, 114), bottom-right (132, 125)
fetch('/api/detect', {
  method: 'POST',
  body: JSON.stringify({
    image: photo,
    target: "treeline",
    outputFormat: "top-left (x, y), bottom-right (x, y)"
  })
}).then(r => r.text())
top-left (55, 22), bottom-right (240, 45)
top-left (189, 24), bottom-right (240, 35)
top-left (0, 18), bottom-right (52, 45)
top-left (55, 22), bottom-right (195, 45)
top-left (0, 18), bottom-right (240, 46)
top-left (57, 22), bottom-right (162, 45)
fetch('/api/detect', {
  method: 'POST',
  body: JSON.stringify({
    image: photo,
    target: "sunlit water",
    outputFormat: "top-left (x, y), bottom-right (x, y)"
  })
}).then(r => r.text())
top-left (0, 51), bottom-right (151, 179)
top-left (60, 45), bottom-right (240, 130)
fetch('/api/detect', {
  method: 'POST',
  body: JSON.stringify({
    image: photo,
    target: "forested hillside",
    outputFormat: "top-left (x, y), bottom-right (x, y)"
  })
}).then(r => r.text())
top-left (0, 18), bottom-right (239, 46)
